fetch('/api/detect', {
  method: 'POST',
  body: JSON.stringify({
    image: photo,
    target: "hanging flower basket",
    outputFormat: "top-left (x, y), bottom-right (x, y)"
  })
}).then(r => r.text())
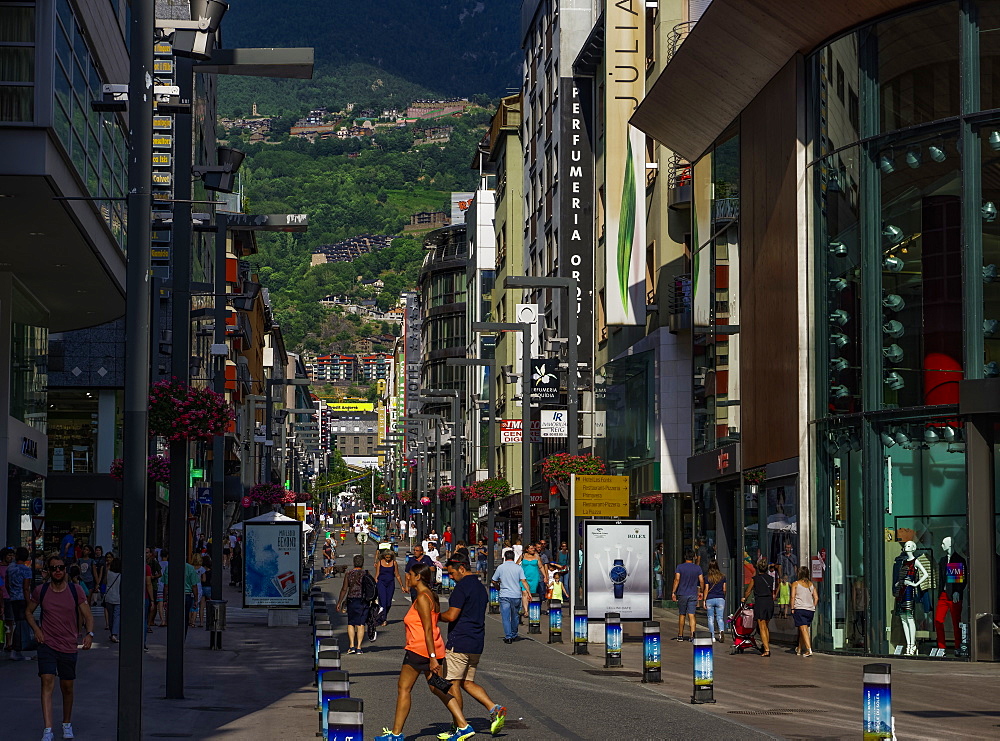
top-left (148, 378), bottom-right (233, 443)
top-left (247, 482), bottom-right (287, 506)
top-left (376, 493), bottom-right (396, 504)
top-left (744, 468), bottom-right (766, 485)
top-left (420, 496), bottom-right (431, 505)
top-left (541, 453), bottom-right (606, 483)
top-left (438, 485), bottom-right (475, 502)
top-left (283, 491), bottom-right (311, 504)
top-left (468, 477), bottom-right (511, 502)
top-left (109, 455), bottom-right (171, 484)
top-left (397, 490), bottom-right (414, 502)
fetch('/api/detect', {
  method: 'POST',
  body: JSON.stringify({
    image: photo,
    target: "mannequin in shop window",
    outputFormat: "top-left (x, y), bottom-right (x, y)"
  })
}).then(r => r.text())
top-left (893, 540), bottom-right (928, 656)
top-left (934, 536), bottom-right (967, 656)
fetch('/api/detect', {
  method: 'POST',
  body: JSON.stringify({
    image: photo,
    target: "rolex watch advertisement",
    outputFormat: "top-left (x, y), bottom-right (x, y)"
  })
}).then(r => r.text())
top-left (585, 520), bottom-right (652, 620)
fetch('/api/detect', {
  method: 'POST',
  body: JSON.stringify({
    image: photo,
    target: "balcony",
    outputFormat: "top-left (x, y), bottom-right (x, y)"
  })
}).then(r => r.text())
top-left (714, 197), bottom-right (740, 222)
top-left (667, 153), bottom-right (692, 209)
top-left (666, 21), bottom-right (697, 65)
top-left (668, 274), bottom-right (691, 334)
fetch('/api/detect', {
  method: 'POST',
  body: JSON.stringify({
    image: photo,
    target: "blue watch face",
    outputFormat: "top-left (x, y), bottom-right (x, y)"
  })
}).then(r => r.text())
top-left (610, 565), bottom-right (628, 584)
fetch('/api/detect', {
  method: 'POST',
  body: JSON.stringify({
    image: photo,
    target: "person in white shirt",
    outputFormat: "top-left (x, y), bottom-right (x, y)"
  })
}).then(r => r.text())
top-left (425, 544), bottom-right (442, 583)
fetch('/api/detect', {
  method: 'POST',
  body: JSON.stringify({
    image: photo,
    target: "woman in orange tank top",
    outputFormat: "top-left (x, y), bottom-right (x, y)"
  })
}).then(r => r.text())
top-left (375, 563), bottom-right (471, 741)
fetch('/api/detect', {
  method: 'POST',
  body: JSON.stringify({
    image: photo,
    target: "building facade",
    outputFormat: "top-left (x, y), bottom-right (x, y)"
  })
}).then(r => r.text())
top-left (633, 0), bottom-right (1000, 660)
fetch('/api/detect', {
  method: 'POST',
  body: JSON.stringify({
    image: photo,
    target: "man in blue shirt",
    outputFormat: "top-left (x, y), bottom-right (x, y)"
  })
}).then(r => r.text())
top-left (671, 549), bottom-right (705, 640)
top-left (439, 555), bottom-right (507, 736)
top-left (405, 545), bottom-right (434, 600)
top-left (59, 528), bottom-right (77, 564)
top-left (490, 550), bottom-right (529, 643)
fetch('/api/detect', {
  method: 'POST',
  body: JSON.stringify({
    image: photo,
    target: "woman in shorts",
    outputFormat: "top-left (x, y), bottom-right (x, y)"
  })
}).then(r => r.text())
top-left (374, 563), bottom-right (470, 741)
top-left (744, 558), bottom-right (775, 657)
top-left (791, 565), bottom-right (819, 656)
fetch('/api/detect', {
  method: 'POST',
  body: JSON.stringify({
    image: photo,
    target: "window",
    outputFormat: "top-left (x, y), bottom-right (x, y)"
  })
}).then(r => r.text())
top-left (0, 2), bottom-right (35, 122)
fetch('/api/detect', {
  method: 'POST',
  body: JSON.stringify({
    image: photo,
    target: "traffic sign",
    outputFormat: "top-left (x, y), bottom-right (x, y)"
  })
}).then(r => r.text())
top-left (241, 496), bottom-right (252, 508)
top-left (197, 487), bottom-right (212, 505)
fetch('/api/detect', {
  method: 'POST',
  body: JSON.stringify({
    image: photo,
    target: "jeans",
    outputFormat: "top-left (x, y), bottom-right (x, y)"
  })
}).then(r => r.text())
top-left (107, 602), bottom-right (121, 635)
top-left (184, 594), bottom-right (194, 638)
top-left (499, 597), bottom-right (520, 640)
top-left (706, 598), bottom-right (726, 636)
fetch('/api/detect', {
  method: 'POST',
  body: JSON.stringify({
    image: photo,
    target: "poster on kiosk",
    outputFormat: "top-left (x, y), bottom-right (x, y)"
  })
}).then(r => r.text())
top-left (585, 520), bottom-right (652, 620)
top-left (243, 515), bottom-right (303, 608)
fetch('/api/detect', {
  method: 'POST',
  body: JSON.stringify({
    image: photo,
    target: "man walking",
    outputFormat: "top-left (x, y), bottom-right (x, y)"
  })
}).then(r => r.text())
top-left (24, 554), bottom-right (94, 741)
top-left (405, 545), bottom-right (434, 599)
top-left (437, 555), bottom-right (506, 738)
top-left (671, 549), bottom-right (704, 640)
top-left (59, 528), bottom-right (77, 565)
top-left (491, 550), bottom-right (529, 643)
top-left (162, 551), bottom-right (200, 637)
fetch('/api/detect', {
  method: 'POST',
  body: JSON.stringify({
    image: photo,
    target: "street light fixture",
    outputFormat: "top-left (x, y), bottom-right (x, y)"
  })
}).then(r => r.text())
top-left (473, 321), bottom-right (533, 545)
top-left (421, 391), bottom-right (463, 541)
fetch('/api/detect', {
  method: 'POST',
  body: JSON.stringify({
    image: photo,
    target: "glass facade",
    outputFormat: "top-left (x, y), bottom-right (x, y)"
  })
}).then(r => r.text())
top-left (0, 1), bottom-right (34, 121)
top-left (812, 1), bottom-right (1000, 658)
top-left (691, 133), bottom-right (740, 455)
top-left (419, 226), bottom-right (468, 392)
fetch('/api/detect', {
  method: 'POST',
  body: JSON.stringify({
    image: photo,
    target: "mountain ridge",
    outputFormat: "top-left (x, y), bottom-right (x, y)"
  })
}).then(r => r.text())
top-left (224, 0), bottom-right (522, 97)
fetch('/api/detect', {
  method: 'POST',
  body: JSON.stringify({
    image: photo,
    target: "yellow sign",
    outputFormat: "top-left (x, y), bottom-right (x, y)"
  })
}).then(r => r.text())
top-left (153, 116), bottom-right (172, 130)
top-left (154, 59), bottom-right (173, 74)
top-left (573, 475), bottom-right (629, 517)
top-left (153, 134), bottom-right (173, 149)
top-left (152, 153), bottom-right (171, 167)
top-left (152, 172), bottom-right (172, 186)
top-left (326, 401), bottom-right (374, 412)
top-left (154, 42), bottom-right (172, 56)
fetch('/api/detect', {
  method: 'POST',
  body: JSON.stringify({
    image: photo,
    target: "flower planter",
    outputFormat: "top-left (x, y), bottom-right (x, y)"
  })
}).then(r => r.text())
top-left (541, 453), bottom-right (607, 483)
top-left (148, 378), bottom-right (232, 443)
top-left (109, 455), bottom-right (171, 484)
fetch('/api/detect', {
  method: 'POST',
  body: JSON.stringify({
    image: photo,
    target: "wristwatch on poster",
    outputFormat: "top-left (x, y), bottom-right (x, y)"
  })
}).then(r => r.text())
top-left (610, 558), bottom-right (628, 599)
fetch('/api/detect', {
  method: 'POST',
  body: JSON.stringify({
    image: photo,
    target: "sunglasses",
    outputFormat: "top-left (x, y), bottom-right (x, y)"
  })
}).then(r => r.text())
top-left (50, 565), bottom-right (66, 572)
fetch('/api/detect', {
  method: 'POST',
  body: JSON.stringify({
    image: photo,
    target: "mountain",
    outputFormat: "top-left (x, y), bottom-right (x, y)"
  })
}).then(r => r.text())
top-left (223, 0), bottom-right (522, 97)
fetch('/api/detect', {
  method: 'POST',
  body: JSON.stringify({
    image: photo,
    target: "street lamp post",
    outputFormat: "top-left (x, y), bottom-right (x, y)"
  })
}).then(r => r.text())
top-left (422, 391), bottom-right (462, 544)
top-left (447, 358), bottom-right (497, 575)
top-left (473, 322), bottom-right (533, 546)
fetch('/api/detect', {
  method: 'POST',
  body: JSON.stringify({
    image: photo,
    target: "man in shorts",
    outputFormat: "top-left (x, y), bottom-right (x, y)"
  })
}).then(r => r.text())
top-left (322, 539), bottom-right (335, 577)
top-left (24, 554), bottom-right (94, 741)
top-left (671, 548), bottom-right (704, 641)
top-left (438, 555), bottom-right (506, 737)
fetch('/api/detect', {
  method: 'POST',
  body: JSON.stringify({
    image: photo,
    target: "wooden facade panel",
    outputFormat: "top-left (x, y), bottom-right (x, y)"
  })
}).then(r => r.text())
top-left (740, 58), bottom-right (801, 469)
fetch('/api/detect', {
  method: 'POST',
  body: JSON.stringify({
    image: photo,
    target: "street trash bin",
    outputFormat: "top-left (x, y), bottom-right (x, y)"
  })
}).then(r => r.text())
top-left (207, 599), bottom-right (227, 650)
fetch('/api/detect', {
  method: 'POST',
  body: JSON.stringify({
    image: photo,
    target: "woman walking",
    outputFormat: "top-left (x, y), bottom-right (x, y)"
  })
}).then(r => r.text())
top-left (744, 558), bottom-right (775, 656)
top-left (100, 551), bottom-right (115, 630)
top-left (77, 545), bottom-right (96, 601)
top-left (374, 563), bottom-right (473, 741)
top-left (200, 555), bottom-right (214, 627)
top-left (230, 544), bottom-right (243, 588)
top-left (105, 557), bottom-right (123, 643)
top-left (91, 546), bottom-right (106, 608)
top-left (337, 554), bottom-right (370, 653)
top-left (376, 548), bottom-right (405, 627)
top-left (791, 566), bottom-right (819, 656)
top-left (517, 544), bottom-right (547, 614)
top-left (701, 559), bottom-right (727, 643)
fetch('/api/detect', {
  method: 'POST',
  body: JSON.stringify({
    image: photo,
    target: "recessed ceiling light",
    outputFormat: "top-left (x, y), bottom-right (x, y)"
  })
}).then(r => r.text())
top-left (28, 232), bottom-right (44, 236)
top-left (0, 194), bottom-right (14, 198)
top-left (54, 263), bottom-right (68, 267)
top-left (76, 289), bottom-right (88, 293)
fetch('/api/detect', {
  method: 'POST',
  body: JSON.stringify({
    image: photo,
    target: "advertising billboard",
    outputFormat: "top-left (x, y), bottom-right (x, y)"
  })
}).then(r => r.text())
top-left (584, 520), bottom-right (652, 620)
top-left (243, 521), bottom-right (303, 608)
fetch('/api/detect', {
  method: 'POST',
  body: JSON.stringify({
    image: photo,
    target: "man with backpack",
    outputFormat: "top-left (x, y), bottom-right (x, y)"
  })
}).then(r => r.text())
top-left (23, 554), bottom-right (94, 741)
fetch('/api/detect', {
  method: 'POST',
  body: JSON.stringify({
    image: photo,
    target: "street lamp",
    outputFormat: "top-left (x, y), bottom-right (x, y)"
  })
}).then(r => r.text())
top-left (422, 391), bottom-right (463, 543)
top-left (401, 415), bottom-right (442, 529)
top-left (503, 276), bottom-right (580, 455)
top-left (473, 321), bottom-right (533, 545)
top-left (448, 358), bottom-right (498, 576)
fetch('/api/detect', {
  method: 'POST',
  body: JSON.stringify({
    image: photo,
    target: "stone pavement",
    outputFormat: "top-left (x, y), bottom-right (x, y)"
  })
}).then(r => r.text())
top-left (1, 580), bottom-right (320, 740)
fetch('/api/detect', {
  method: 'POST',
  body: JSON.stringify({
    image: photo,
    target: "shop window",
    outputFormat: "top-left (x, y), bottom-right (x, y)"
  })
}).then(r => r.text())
top-left (47, 390), bottom-right (100, 473)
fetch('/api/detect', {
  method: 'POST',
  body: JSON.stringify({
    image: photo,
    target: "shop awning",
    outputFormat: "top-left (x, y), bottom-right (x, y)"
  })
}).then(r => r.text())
top-left (630, 0), bottom-right (919, 161)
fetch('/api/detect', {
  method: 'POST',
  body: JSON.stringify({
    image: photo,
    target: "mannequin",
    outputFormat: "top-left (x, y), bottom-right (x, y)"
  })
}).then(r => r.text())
top-left (934, 536), bottom-right (967, 654)
top-left (893, 540), bottom-right (928, 656)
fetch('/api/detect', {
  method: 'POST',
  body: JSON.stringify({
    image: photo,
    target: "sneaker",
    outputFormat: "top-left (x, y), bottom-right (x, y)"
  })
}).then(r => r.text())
top-left (62, 723), bottom-right (74, 739)
top-left (355, 648), bottom-right (363, 654)
top-left (445, 725), bottom-right (475, 741)
top-left (346, 647), bottom-right (357, 654)
top-left (41, 729), bottom-right (54, 741)
top-left (490, 705), bottom-right (507, 735)
top-left (374, 728), bottom-right (404, 741)
top-left (438, 726), bottom-right (458, 740)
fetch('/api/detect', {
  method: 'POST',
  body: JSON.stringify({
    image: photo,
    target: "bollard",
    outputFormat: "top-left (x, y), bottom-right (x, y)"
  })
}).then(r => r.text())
top-left (326, 697), bottom-right (363, 741)
top-left (690, 630), bottom-right (716, 703)
top-left (528, 600), bottom-right (541, 634)
top-left (573, 607), bottom-right (589, 654)
top-left (312, 601), bottom-right (328, 627)
top-left (315, 637), bottom-right (339, 674)
top-left (604, 612), bottom-right (622, 668)
top-left (642, 621), bottom-right (661, 683)
top-left (314, 622), bottom-right (334, 667)
top-left (315, 648), bottom-right (343, 708)
top-left (863, 663), bottom-right (892, 740)
top-left (206, 599), bottom-right (227, 650)
top-left (317, 668), bottom-right (350, 738)
top-left (488, 585), bottom-right (500, 614)
top-left (548, 600), bottom-right (563, 643)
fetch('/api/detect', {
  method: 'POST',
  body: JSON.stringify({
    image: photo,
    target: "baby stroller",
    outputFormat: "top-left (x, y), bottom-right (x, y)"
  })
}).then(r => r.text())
top-left (729, 600), bottom-right (759, 654)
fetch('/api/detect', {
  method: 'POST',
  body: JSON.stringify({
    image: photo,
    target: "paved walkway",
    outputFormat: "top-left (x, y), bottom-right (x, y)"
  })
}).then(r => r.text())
top-left (2, 579), bottom-right (319, 740)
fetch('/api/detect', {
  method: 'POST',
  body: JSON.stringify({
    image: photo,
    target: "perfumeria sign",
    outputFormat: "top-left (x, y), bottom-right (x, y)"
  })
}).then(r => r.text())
top-left (605, 1), bottom-right (646, 326)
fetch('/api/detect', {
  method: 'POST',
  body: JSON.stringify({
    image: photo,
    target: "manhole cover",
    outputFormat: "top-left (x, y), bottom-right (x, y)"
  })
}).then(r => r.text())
top-left (769, 684), bottom-right (819, 688)
top-left (729, 711), bottom-right (794, 716)
top-left (583, 669), bottom-right (643, 678)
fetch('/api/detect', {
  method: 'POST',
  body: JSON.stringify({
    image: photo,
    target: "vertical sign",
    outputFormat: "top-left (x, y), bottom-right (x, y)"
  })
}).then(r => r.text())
top-left (243, 521), bottom-right (303, 608)
top-left (605, 5), bottom-right (646, 326)
top-left (584, 519), bottom-right (652, 620)
top-left (559, 78), bottom-right (594, 358)
top-left (863, 664), bottom-right (892, 740)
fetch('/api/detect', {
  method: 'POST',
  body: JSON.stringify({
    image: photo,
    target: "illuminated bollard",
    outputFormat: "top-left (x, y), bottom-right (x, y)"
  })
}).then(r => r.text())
top-left (489, 585), bottom-right (500, 614)
top-left (548, 600), bottom-right (563, 643)
top-left (642, 621), bottom-right (661, 683)
top-left (318, 666), bottom-right (349, 739)
top-left (604, 612), bottom-right (622, 668)
top-left (863, 663), bottom-right (893, 741)
top-left (528, 600), bottom-right (541, 634)
top-left (691, 630), bottom-right (716, 704)
top-left (326, 697), bottom-right (363, 741)
top-left (314, 622), bottom-right (334, 667)
top-left (315, 648), bottom-right (343, 707)
top-left (573, 607), bottom-right (589, 655)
